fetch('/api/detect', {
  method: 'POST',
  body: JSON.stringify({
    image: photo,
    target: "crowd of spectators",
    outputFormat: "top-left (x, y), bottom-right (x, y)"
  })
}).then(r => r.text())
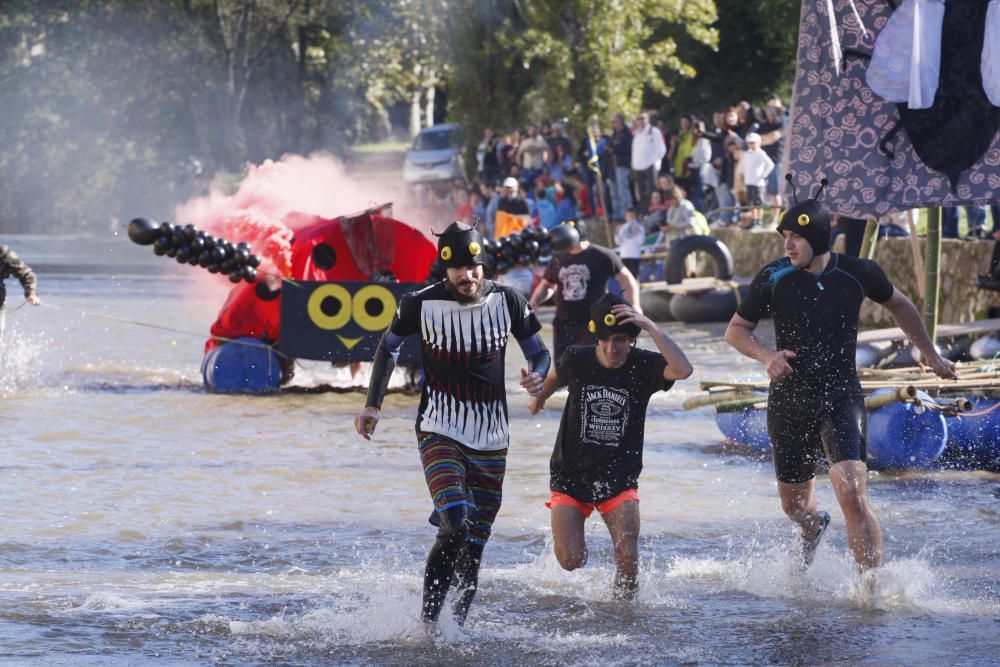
top-left (410, 99), bottom-right (792, 244)
top-left (408, 100), bottom-right (1000, 282)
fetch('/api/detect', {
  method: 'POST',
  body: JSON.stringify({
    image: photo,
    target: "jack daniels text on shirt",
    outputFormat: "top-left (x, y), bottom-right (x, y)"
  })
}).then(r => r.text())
top-left (550, 345), bottom-right (674, 502)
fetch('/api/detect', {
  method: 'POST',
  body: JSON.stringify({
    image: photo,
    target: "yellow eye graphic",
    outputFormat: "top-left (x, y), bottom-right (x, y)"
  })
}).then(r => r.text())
top-left (568, 220), bottom-right (576, 227)
top-left (604, 314), bottom-right (617, 326)
top-left (440, 246), bottom-right (452, 261)
top-left (588, 320), bottom-right (596, 333)
top-left (797, 214), bottom-right (810, 226)
top-left (352, 285), bottom-right (396, 332)
top-left (307, 284), bottom-right (352, 330)
top-left (468, 242), bottom-right (481, 256)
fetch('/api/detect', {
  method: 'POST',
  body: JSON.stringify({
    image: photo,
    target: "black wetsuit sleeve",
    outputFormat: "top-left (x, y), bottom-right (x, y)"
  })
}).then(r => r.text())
top-left (366, 329), bottom-right (405, 408)
top-left (860, 259), bottom-right (895, 304)
top-left (736, 265), bottom-right (773, 322)
top-left (365, 293), bottom-right (420, 408)
top-left (517, 333), bottom-right (551, 379)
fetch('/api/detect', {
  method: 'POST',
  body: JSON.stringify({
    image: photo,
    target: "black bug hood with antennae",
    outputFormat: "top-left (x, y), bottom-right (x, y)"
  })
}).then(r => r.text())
top-left (776, 175), bottom-right (832, 257)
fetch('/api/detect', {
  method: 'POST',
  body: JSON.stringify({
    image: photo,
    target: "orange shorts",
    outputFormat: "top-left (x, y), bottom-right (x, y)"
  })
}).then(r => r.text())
top-left (546, 488), bottom-right (639, 519)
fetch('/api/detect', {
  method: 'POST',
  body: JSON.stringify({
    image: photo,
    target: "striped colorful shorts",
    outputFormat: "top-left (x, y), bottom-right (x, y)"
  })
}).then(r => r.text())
top-left (417, 431), bottom-right (507, 545)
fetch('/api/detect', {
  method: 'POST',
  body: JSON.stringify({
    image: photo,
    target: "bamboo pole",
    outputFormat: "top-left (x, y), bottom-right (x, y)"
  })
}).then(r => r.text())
top-left (905, 209), bottom-right (926, 303)
top-left (863, 385), bottom-right (916, 410)
top-left (713, 385), bottom-right (919, 414)
top-left (715, 396), bottom-right (768, 413)
top-left (682, 390), bottom-right (750, 410)
top-left (860, 218), bottom-right (879, 259)
top-left (923, 207), bottom-right (942, 343)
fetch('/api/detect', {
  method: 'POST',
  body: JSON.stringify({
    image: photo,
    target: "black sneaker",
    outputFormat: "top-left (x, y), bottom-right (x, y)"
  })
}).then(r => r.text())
top-left (798, 511), bottom-right (830, 568)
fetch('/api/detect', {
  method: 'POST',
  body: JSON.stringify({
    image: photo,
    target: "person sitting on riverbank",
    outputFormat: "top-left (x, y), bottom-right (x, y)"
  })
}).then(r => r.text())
top-left (528, 293), bottom-right (692, 600)
top-left (0, 243), bottom-right (41, 310)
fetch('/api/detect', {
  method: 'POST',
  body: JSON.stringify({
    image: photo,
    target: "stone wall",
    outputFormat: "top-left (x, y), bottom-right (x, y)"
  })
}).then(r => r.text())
top-left (712, 228), bottom-right (998, 326)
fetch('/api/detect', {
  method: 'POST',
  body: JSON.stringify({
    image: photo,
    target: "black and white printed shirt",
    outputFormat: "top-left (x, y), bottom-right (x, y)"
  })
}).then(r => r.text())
top-left (390, 280), bottom-right (541, 451)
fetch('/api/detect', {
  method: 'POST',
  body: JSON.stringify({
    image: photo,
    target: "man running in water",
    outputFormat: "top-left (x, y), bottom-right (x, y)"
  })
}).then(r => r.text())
top-left (725, 182), bottom-right (957, 571)
top-left (528, 293), bottom-right (692, 599)
top-left (354, 222), bottom-right (550, 625)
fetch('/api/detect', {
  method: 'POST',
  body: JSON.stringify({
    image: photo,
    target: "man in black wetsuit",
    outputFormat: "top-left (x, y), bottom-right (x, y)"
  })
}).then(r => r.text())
top-left (725, 187), bottom-right (957, 572)
top-left (354, 222), bottom-right (551, 626)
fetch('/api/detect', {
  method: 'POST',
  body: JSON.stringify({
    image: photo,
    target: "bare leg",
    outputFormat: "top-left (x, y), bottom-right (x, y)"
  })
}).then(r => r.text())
top-left (550, 505), bottom-right (588, 570)
top-left (602, 500), bottom-right (640, 600)
top-left (829, 460), bottom-right (883, 571)
top-left (777, 478), bottom-right (826, 537)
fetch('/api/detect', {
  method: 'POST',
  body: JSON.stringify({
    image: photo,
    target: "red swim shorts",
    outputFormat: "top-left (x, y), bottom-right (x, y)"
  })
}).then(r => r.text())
top-left (546, 488), bottom-right (639, 519)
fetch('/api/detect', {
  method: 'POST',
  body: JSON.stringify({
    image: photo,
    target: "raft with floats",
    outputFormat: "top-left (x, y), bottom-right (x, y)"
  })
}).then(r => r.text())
top-left (689, 360), bottom-right (1000, 472)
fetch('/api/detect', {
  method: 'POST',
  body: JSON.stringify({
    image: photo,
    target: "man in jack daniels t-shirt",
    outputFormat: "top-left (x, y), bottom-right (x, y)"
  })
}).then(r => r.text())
top-left (529, 293), bottom-right (692, 600)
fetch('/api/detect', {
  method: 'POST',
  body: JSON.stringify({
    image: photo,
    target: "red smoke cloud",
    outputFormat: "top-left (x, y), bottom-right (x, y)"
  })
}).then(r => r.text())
top-left (174, 153), bottom-right (417, 277)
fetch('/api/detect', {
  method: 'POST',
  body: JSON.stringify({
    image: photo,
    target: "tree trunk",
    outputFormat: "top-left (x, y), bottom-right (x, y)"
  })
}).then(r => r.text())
top-left (424, 83), bottom-right (435, 127)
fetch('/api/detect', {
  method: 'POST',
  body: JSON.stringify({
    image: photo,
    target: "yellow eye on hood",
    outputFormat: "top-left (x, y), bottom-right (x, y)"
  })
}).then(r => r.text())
top-left (440, 246), bottom-right (452, 260)
top-left (603, 313), bottom-right (617, 326)
top-left (468, 242), bottom-right (481, 256)
top-left (588, 320), bottom-right (596, 333)
top-left (797, 214), bottom-right (810, 226)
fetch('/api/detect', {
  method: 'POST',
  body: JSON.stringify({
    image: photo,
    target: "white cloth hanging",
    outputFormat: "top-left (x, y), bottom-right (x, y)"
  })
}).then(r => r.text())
top-left (867, 0), bottom-right (945, 109)
top-left (981, 0), bottom-right (1000, 105)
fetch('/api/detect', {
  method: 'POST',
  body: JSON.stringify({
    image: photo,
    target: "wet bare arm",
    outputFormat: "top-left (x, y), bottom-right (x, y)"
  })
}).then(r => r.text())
top-left (615, 268), bottom-right (643, 315)
top-left (881, 288), bottom-right (958, 380)
top-left (725, 313), bottom-right (796, 382)
top-left (613, 303), bottom-right (692, 380)
top-left (528, 278), bottom-right (556, 310)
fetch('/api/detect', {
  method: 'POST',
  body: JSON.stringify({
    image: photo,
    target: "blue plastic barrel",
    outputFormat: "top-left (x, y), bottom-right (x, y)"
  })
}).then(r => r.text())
top-left (201, 337), bottom-right (282, 394)
top-left (715, 405), bottom-right (771, 453)
top-left (942, 398), bottom-right (1000, 470)
top-left (866, 389), bottom-right (948, 470)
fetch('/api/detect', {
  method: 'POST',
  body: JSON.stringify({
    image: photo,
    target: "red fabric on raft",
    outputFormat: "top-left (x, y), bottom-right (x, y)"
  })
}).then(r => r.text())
top-left (205, 213), bottom-right (436, 351)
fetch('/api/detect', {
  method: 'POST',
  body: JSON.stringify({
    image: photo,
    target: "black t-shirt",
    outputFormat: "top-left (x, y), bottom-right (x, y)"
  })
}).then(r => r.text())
top-left (390, 280), bottom-right (542, 450)
top-left (737, 253), bottom-right (895, 392)
top-left (543, 245), bottom-right (625, 322)
top-left (757, 120), bottom-right (784, 162)
top-left (498, 197), bottom-right (530, 215)
top-left (550, 346), bottom-right (673, 502)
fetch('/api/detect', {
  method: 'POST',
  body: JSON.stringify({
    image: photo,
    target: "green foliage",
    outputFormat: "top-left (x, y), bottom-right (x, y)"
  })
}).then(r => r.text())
top-left (654, 0), bottom-right (800, 118)
top-left (2, 0), bottom-right (800, 234)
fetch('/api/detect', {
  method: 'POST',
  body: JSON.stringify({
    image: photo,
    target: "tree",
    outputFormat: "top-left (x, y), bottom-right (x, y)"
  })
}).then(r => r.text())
top-left (514, 0), bottom-right (718, 128)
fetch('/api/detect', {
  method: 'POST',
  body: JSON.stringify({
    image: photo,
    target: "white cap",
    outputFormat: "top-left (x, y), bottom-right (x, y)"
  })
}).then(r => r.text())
top-left (503, 177), bottom-right (519, 189)
top-left (745, 132), bottom-right (761, 144)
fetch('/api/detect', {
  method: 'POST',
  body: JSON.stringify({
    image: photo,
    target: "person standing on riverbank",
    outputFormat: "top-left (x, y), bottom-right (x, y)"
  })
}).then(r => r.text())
top-left (724, 186), bottom-right (958, 572)
top-left (354, 222), bottom-right (550, 627)
top-left (528, 293), bottom-right (692, 599)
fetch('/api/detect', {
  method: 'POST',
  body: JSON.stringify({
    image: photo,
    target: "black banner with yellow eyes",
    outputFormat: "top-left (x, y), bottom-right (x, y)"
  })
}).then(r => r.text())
top-left (278, 281), bottom-right (422, 362)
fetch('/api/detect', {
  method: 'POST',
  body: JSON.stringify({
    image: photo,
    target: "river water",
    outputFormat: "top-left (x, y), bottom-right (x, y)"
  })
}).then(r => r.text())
top-left (1, 234), bottom-right (998, 666)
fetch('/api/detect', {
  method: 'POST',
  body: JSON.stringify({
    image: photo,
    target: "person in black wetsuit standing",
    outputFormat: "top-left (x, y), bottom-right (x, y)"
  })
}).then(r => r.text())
top-left (354, 222), bottom-right (551, 626)
top-left (725, 181), bottom-right (958, 572)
